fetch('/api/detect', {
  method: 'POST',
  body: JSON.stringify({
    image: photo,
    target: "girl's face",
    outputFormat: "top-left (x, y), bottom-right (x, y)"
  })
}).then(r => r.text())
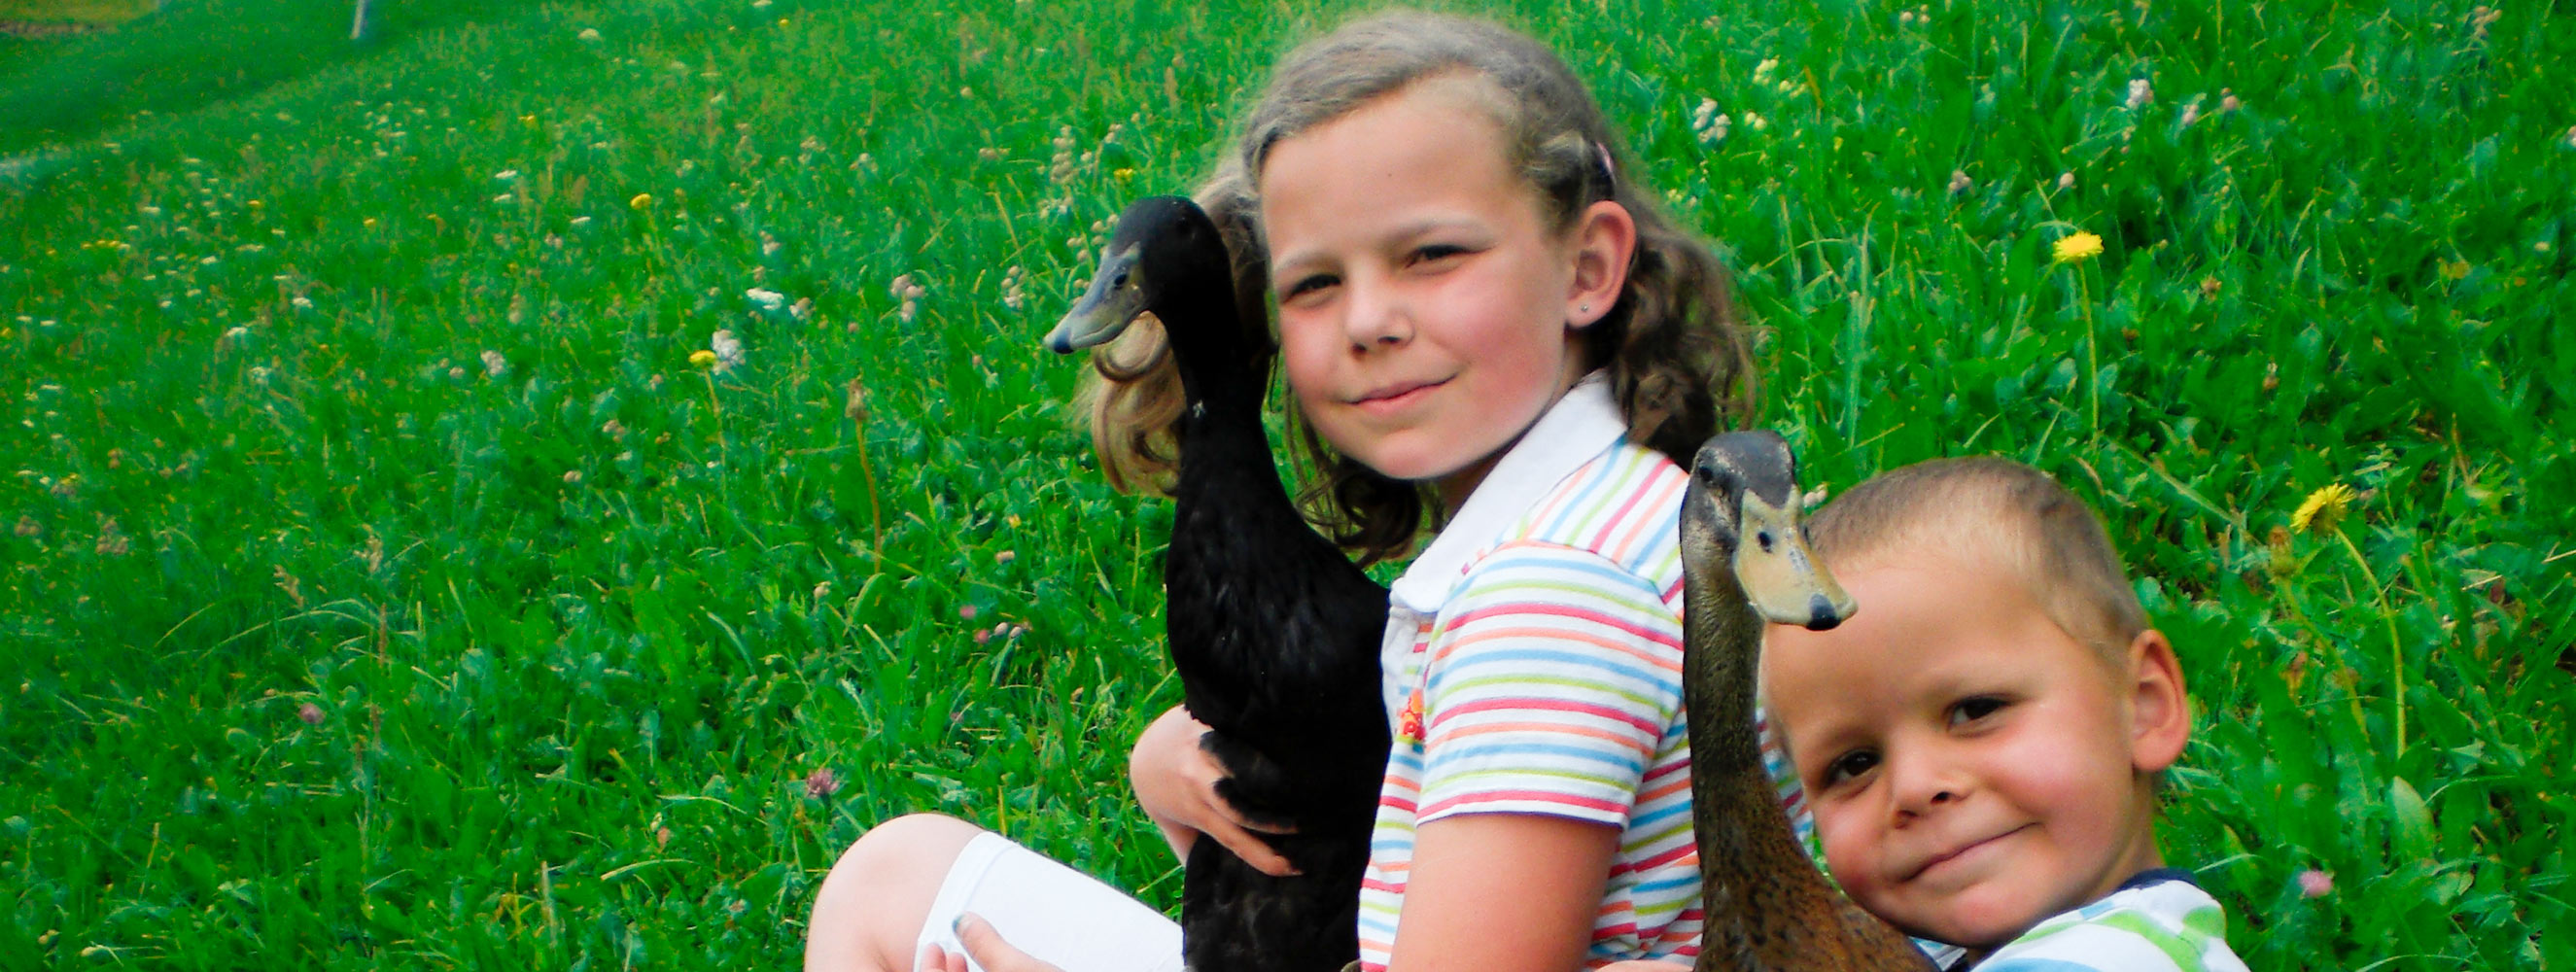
top-left (1259, 81), bottom-right (1628, 506)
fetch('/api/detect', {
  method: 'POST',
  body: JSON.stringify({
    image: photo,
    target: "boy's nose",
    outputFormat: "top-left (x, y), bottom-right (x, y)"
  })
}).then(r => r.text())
top-left (1887, 758), bottom-right (1970, 822)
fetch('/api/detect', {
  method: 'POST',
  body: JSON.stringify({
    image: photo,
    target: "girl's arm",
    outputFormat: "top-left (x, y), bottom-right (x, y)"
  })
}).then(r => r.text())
top-left (1386, 814), bottom-right (1620, 972)
top-left (1129, 704), bottom-right (1297, 876)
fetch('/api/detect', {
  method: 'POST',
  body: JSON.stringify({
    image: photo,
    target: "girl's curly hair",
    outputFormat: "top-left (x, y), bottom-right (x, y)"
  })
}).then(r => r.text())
top-left (1081, 10), bottom-right (1756, 565)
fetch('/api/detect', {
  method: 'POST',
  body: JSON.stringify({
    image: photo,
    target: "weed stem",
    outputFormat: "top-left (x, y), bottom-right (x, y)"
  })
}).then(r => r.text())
top-left (2334, 527), bottom-right (2406, 758)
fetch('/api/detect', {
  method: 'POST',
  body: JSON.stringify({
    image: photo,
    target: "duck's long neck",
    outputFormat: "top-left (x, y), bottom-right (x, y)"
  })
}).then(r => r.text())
top-left (1683, 560), bottom-right (1772, 789)
top-left (1164, 289), bottom-right (1265, 430)
top-left (1684, 546), bottom-right (1847, 959)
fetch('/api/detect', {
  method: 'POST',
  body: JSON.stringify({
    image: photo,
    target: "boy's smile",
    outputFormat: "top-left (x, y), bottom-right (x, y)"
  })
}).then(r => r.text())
top-left (1763, 541), bottom-right (2186, 949)
top-left (1257, 76), bottom-right (1626, 505)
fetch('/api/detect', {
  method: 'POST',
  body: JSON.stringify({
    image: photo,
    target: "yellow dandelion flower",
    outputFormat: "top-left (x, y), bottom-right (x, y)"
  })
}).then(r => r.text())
top-left (1113, 167), bottom-right (1136, 184)
top-left (689, 349), bottom-right (718, 367)
top-left (630, 192), bottom-right (655, 211)
top-left (2052, 231), bottom-right (2104, 264)
top-left (2291, 483), bottom-right (2355, 535)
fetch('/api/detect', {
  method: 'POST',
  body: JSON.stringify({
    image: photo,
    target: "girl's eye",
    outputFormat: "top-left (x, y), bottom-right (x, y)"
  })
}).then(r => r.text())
top-left (1822, 749), bottom-right (1879, 787)
top-left (1279, 274), bottom-right (1339, 303)
top-left (1410, 243), bottom-right (1469, 266)
top-left (1948, 696), bottom-right (2008, 727)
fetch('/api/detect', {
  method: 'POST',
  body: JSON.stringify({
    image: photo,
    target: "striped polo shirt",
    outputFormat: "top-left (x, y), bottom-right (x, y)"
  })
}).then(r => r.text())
top-left (1355, 374), bottom-right (1814, 970)
top-left (1952, 870), bottom-right (2250, 972)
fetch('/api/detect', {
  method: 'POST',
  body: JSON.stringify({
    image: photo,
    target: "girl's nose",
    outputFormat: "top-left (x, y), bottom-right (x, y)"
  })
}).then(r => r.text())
top-left (1340, 275), bottom-right (1411, 351)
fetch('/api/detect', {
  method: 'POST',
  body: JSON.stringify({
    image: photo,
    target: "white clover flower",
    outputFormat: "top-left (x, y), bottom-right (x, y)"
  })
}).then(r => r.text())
top-left (2179, 101), bottom-right (2201, 125)
top-left (1744, 112), bottom-right (1767, 131)
top-left (746, 288), bottom-right (786, 311)
top-left (1948, 170), bottom-right (1973, 194)
top-left (1753, 57), bottom-right (1779, 84)
top-left (2127, 78), bottom-right (2154, 110)
top-left (1001, 266), bottom-right (1029, 313)
top-left (578, 27), bottom-right (602, 41)
top-left (711, 330), bottom-right (746, 372)
top-left (291, 295), bottom-right (313, 310)
top-left (2057, 171), bottom-right (2076, 191)
top-left (481, 349), bottom-right (508, 377)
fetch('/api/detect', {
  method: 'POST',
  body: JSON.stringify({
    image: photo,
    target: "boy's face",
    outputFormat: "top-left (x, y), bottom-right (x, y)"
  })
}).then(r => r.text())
top-left (1763, 542), bottom-right (2182, 948)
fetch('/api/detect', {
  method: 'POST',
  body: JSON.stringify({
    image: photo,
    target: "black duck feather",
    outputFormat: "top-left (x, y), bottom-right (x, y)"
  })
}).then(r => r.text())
top-left (1050, 195), bottom-right (1392, 972)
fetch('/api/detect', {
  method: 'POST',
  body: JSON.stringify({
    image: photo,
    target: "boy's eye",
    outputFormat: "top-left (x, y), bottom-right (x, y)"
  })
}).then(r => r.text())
top-left (1822, 749), bottom-right (1879, 787)
top-left (1948, 696), bottom-right (2008, 727)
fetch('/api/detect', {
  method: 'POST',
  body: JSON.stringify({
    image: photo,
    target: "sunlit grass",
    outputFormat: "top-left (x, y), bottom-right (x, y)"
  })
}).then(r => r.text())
top-left (2, 0), bottom-right (2568, 967)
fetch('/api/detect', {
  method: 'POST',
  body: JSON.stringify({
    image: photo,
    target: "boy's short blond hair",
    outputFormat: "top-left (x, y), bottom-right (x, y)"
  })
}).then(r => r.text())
top-left (1806, 457), bottom-right (2146, 662)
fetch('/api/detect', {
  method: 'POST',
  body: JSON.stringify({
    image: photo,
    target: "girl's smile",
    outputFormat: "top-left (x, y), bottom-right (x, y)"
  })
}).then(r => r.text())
top-left (1349, 377), bottom-right (1448, 413)
top-left (1257, 75), bottom-right (1629, 505)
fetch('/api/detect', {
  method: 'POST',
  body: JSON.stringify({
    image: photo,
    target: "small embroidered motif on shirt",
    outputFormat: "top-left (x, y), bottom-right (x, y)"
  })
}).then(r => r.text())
top-left (1397, 686), bottom-right (1425, 745)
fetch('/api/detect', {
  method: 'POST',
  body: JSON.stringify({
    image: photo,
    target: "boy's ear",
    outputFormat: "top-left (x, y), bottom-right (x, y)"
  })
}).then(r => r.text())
top-left (1565, 200), bottom-right (1635, 330)
top-left (2125, 629), bottom-right (2191, 775)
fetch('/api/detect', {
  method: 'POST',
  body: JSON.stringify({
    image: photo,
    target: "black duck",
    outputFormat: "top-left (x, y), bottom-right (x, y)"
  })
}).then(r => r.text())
top-left (1048, 194), bottom-right (1391, 972)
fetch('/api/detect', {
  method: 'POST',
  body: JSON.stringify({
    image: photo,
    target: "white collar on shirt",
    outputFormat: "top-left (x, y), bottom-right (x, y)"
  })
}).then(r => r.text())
top-left (1388, 371), bottom-right (1625, 614)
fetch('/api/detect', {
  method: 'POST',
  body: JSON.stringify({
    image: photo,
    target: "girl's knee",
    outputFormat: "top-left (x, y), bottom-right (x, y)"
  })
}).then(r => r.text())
top-left (852, 813), bottom-right (984, 877)
top-left (807, 814), bottom-right (985, 972)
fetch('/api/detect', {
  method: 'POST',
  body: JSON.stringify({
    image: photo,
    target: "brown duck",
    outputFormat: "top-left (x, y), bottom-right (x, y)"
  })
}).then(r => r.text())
top-left (1679, 432), bottom-right (1934, 971)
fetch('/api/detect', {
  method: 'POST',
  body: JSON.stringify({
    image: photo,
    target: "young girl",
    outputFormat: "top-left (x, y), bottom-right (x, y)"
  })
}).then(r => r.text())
top-left (805, 11), bottom-right (1779, 972)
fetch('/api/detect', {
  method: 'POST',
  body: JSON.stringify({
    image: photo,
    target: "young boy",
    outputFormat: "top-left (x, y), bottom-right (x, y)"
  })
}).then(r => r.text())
top-left (1760, 457), bottom-right (2250, 971)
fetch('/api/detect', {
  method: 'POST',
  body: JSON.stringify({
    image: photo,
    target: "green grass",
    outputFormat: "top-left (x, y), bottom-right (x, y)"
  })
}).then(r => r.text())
top-left (2, 0), bottom-right (2568, 967)
top-left (0, 0), bottom-right (151, 25)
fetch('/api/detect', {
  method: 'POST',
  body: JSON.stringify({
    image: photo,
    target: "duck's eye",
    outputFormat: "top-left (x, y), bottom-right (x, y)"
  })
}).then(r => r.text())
top-left (1111, 270), bottom-right (1131, 290)
top-left (1756, 530), bottom-right (1776, 552)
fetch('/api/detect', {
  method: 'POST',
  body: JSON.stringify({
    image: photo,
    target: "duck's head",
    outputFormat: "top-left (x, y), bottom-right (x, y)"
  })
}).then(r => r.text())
top-left (1681, 431), bottom-right (1856, 631)
top-left (1046, 195), bottom-right (1228, 354)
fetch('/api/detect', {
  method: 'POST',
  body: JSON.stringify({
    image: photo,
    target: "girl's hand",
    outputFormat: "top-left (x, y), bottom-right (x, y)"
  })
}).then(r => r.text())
top-left (918, 914), bottom-right (1064, 972)
top-left (1130, 705), bottom-right (1299, 877)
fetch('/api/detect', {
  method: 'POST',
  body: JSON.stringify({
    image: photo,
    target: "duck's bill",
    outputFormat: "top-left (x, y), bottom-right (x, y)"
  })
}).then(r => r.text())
top-left (1731, 491), bottom-right (1857, 631)
top-left (1044, 244), bottom-right (1145, 354)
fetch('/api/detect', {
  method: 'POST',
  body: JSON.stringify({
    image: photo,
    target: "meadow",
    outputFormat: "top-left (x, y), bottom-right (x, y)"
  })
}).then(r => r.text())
top-left (2, 0), bottom-right (2568, 967)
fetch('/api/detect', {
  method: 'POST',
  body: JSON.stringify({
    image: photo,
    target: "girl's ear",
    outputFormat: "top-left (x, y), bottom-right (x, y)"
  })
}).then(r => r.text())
top-left (2124, 629), bottom-right (2191, 774)
top-left (1565, 200), bottom-right (1635, 330)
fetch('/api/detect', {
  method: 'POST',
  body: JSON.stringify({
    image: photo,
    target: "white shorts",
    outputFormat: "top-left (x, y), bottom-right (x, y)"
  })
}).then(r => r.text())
top-left (913, 831), bottom-right (1184, 972)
